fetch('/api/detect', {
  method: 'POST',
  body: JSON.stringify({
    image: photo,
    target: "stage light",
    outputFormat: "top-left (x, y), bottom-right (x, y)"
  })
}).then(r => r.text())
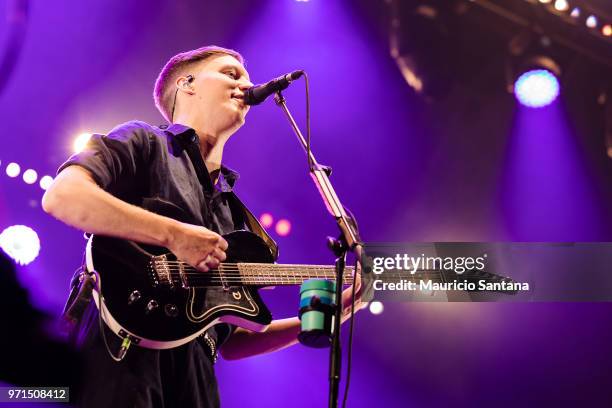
top-left (0, 225), bottom-right (41, 266)
top-left (73, 132), bottom-right (92, 153)
top-left (6, 162), bottom-right (20, 177)
top-left (538, 0), bottom-right (552, 4)
top-left (553, 0), bottom-right (568, 12)
top-left (259, 213), bottom-right (274, 229)
top-left (514, 69), bottom-right (560, 108)
top-left (570, 7), bottom-right (580, 18)
top-left (388, 2), bottom-right (454, 100)
top-left (369, 301), bottom-right (384, 315)
top-left (22, 169), bottom-right (37, 184)
top-left (603, 25), bottom-right (612, 37)
top-left (275, 219), bottom-right (291, 236)
top-left (39, 175), bottom-right (54, 190)
top-left (586, 15), bottom-right (598, 28)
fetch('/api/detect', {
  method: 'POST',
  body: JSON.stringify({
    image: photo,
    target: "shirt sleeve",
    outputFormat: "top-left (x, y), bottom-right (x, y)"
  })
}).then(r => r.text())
top-left (57, 121), bottom-right (152, 193)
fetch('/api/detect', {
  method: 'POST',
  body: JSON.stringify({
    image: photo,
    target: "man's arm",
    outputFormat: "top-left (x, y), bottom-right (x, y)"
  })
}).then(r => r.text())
top-left (221, 272), bottom-right (365, 360)
top-left (42, 165), bottom-right (227, 271)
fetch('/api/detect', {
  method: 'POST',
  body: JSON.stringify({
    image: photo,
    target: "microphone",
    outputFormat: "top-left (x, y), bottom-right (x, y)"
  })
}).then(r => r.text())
top-left (243, 70), bottom-right (304, 105)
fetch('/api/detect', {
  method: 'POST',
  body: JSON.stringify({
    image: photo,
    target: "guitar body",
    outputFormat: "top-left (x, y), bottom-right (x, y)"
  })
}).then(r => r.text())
top-left (86, 230), bottom-right (275, 349)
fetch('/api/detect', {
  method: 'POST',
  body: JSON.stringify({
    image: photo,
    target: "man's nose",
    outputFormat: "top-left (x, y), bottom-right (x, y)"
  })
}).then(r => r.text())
top-left (239, 79), bottom-right (254, 90)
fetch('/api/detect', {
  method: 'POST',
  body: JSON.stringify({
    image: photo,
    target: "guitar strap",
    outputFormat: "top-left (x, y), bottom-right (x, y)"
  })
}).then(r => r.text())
top-left (228, 192), bottom-right (279, 261)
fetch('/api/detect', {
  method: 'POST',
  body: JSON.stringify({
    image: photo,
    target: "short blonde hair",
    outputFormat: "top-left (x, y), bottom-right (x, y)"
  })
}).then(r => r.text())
top-left (153, 45), bottom-right (244, 122)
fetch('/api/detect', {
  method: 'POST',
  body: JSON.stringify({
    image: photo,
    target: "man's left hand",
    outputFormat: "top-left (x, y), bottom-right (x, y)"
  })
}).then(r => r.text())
top-left (340, 261), bottom-right (366, 322)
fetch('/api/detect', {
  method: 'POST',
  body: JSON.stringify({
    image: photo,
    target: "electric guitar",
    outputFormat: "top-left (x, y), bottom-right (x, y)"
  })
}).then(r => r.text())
top-left (86, 230), bottom-right (355, 349)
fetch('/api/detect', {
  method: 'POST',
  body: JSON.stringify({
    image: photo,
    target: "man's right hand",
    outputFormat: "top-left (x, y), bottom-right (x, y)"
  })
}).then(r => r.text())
top-left (43, 166), bottom-right (228, 272)
top-left (168, 223), bottom-right (228, 272)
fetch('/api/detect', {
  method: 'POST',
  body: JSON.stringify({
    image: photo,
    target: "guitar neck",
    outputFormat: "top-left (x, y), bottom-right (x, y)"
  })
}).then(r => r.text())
top-left (225, 263), bottom-right (355, 286)
top-left (152, 261), bottom-right (356, 287)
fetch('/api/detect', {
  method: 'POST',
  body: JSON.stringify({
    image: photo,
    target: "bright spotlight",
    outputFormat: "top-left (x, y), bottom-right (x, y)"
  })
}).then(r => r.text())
top-left (259, 213), bottom-right (274, 229)
top-left (0, 225), bottom-right (41, 265)
top-left (586, 15), bottom-right (598, 28)
top-left (22, 169), bottom-right (38, 184)
top-left (514, 69), bottom-right (560, 108)
top-left (73, 133), bottom-right (92, 153)
top-left (570, 7), bottom-right (580, 18)
top-left (275, 219), bottom-right (292, 236)
top-left (603, 25), bottom-right (612, 37)
top-left (369, 301), bottom-right (384, 315)
top-left (39, 175), bottom-right (54, 190)
top-left (6, 162), bottom-right (20, 178)
top-left (553, 0), bottom-right (568, 11)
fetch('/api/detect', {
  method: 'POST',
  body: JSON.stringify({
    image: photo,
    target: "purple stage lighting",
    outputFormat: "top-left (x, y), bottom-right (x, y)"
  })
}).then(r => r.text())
top-left (0, 225), bottom-right (41, 265)
top-left (259, 213), bottom-right (274, 228)
top-left (5, 162), bottom-right (21, 178)
top-left (514, 69), bottom-right (560, 108)
top-left (369, 301), bottom-right (384, 315)
top-left (275, 219), bottom-right (292, 237)
top-left (39, 175), bottom-right (54, 190)
top-left (23, 169), bottom-right (38, 184)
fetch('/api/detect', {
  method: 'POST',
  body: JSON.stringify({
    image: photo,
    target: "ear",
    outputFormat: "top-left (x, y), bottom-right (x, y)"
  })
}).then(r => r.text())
top-left (175, 75), bottom-right (195, 95)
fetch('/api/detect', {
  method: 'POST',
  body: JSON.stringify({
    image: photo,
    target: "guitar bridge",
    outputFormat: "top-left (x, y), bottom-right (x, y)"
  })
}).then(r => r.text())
top-left (150, 254), bottom-right (174, 288)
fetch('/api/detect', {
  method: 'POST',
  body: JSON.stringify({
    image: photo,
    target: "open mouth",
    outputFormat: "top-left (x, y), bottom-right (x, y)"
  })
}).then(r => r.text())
top-left (230, 93), bottom-right (246, 108)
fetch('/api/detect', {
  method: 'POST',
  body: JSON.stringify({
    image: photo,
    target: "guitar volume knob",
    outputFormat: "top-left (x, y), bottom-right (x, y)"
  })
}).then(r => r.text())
top-left (165, 304), bottom-right (178, 317)
top-left (127, 290), bottom-right (141, 305)
top-left (145, 299), bottom-right (159, 314)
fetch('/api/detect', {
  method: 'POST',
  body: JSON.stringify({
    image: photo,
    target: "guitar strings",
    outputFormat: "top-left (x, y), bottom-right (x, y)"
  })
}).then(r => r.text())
top-left (147, 261), bottom-right (508, 286)
top-left (154, 261), bottom-right (354, 268)
top-left (152, 267), bottom-right (501, 280)
top-left (152, 261), bottom-right (503, 279)
top-left (148, 267), bottom-right (497, 279)
top-left (144, 274), bottom-right (498, 283)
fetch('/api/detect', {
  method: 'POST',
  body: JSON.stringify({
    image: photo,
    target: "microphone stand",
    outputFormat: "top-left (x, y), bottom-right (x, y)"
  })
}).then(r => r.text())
top-left (274, 91), bottom-right (362, 408)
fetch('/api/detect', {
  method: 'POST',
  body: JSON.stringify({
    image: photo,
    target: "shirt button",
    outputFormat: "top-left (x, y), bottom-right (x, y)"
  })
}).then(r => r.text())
top-left (191, 134), bottom-right (198, 143)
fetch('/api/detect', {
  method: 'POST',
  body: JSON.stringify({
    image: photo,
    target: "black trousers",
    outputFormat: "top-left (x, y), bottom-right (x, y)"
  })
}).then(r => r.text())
top-left (71, 304), bottom-right (220, 408)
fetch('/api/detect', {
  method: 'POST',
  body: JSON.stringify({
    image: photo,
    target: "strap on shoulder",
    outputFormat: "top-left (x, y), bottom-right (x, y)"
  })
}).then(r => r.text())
top-left (229, 193), bottom-right (279, 260)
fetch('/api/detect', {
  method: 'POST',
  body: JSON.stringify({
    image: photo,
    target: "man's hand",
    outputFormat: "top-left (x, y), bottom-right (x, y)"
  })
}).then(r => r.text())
top-left (168, 223), bottom-right (228, 272)
top-left (340, 261), bottom-right (366, 322)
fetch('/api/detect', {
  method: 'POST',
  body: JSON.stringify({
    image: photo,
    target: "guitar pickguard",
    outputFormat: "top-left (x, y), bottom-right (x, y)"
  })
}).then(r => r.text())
top-left (186, 286), bottom-right (260, 323)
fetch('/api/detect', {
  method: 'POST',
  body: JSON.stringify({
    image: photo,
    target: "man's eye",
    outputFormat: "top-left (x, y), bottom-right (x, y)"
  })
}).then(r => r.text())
top-left (225, 71), bottom-right (238, 79)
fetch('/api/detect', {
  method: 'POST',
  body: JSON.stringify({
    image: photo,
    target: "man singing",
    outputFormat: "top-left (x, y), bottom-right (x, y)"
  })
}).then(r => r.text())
top-left (42, 45), bottom-right (361, 407)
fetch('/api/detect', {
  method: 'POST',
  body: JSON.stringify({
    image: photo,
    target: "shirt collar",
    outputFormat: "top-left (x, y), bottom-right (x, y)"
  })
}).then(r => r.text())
top-left (164, 123), bottom-right (198, 143)
top-left (161, 123), bottom-right (240, 192)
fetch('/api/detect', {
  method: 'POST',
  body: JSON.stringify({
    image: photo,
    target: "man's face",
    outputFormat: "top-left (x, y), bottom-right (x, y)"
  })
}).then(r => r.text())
top-left (189, 54), bottom-right (253, 134)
